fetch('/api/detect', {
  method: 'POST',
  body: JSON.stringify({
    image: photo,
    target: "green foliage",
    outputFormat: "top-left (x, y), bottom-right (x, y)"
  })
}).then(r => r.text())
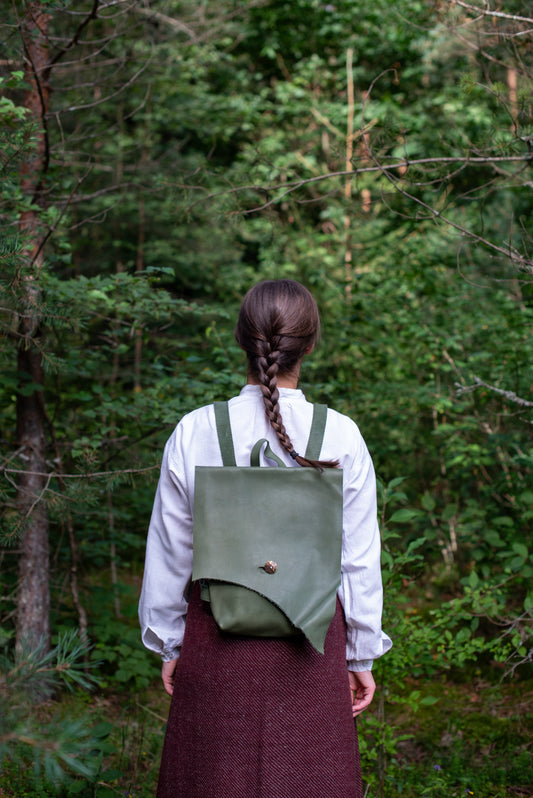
top-left (358, 477), bottom-right (533, 795)
top-left (0, 1), bottom-right (532, 792)
top-left (92, 622), bottom-right (158, 691)
top-left (87, 583), bottom-right (160, 691)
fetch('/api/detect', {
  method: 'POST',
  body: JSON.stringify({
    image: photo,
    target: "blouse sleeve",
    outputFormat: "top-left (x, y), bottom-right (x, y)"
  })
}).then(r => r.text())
top-left (138, 423), bottom-right (193, 661)
top-left (338, 425), bottom-right (392, 670)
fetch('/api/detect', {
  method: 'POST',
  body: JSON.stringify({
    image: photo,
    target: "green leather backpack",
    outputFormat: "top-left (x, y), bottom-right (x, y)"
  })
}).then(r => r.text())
top-left (192, 402), bottom-right (343, 653)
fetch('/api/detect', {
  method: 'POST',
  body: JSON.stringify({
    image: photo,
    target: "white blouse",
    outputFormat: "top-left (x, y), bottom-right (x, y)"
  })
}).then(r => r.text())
top-left (139, 385), bottom-right (392, 671)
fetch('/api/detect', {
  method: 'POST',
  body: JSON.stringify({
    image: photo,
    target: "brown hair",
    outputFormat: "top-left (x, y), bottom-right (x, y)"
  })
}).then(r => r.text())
top-left (235, 279), bottom-right (338, 470)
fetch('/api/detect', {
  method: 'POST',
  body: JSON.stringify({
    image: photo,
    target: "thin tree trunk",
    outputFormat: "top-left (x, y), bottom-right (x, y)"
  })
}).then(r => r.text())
top-left (15, 1), bottom-right (52, 657)
top-left (134, 195), bottom-right (145, 393)
top-left (134, 125), bottom-right (150, 393)
top-left (507, 66), bottom-right (518, 130)
top-left (344, 48), bottom-right (354, 300)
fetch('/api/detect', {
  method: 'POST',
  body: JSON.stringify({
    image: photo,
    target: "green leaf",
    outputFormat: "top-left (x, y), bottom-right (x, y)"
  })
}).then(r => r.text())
top-left (419, 695), bottom-right (440, 706)
top-left (387, 477), bottom-right (407, 490)
top-left (406, 537), bottom-right (426, 554)
top-left (512, 542), bottom-right (528, 558)
top-left (468, 571), bottom-right (479, 589)
top-left (381, 550), bottom-right (394, 568)
top-left (389, 508), bottom-right (421, 523)
top-left (420, 493), bottom-right (436, 511)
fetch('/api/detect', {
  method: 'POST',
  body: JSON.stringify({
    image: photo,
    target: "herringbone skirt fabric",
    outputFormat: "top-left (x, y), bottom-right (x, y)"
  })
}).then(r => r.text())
top-left (156, 583), bottom-right (363, 798)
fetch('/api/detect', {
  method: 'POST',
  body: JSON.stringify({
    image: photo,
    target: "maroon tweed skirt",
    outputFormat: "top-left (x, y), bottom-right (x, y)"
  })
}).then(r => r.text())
top-left (157, 583), bottom-right (363, 798)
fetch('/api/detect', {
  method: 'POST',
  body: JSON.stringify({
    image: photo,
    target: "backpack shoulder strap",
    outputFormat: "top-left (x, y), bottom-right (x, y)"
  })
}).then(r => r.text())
top-left (214, 400), bottom-right (328, 465)
top-left (213, 401), bottom-right (237, 466)
top-left (304, 404), bottom-right (328, 461)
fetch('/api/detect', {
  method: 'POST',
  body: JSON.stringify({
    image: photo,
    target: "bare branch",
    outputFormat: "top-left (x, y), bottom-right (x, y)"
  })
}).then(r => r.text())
top-left (132, 0), bottom-right (269, 43)
top-left (60, 49), bottom-right (153, 112)
top-left (368, 169), bottom-right (532, 272)
top-left (452, 0), bottom-right (533, 27)
top-left (48, 0), bottom-right (100, 70)
top-left (53, 181), bottom-right (146, 207)
top-left (2, 465), bottom-right (160, 480)
top-left (179, 152), bottom-right (532, 216)
top-left (455, 377), bottom-right (533, 407)
top-left (133, 6), bottom-right (196, 39)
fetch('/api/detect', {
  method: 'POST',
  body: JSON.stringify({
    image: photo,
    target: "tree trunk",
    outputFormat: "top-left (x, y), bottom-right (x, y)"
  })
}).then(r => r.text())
top-left (15, 1), bottom-right (52, 657)
top-left (16, 346), bottom-right (50, 655)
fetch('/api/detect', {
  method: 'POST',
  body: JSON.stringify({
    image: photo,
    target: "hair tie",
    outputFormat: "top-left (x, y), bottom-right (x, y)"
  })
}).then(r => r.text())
top-left (289, 450), bottom-right (300, 460)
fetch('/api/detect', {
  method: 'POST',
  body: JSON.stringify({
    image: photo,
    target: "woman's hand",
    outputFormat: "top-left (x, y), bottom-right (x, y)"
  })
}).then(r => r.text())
top-left (161, 658), bottom-right (178, 696)
top-left (348, 670), bottom-right (376, 717)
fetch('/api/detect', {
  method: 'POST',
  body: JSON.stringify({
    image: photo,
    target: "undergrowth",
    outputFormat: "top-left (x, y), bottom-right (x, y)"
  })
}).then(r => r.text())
top-left (0, 668), bottom-right (530, 797)
top-left (359, 672), bottom-right (533, 797)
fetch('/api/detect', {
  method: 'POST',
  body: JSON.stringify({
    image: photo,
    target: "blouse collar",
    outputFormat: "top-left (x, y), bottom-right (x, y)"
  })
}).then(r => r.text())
top-left (239, 384), bottom-right (306, 400)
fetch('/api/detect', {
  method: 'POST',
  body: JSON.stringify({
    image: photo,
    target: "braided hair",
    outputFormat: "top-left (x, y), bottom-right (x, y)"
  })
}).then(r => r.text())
top-left (235, 280), bottom-right (338, 470)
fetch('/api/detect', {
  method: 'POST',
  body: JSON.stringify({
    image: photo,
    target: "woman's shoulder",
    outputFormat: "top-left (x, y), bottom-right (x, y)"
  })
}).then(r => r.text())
top-left (324, 405), bottom-right (371, 466)
top-left (179, 401), bottom-right (215, 426)
top-left (162, 402), bottom-right (220, 470)
top-left (173, 394), bottom-right (252, 440)
top-left (326, 405), bottom-right (363, 437)
top-left (169, 402), bottom-right (219, 448)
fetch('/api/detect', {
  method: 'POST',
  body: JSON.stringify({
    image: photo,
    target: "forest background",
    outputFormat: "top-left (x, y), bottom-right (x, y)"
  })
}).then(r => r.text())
top-left (0, 1), bottom-right (532, 796)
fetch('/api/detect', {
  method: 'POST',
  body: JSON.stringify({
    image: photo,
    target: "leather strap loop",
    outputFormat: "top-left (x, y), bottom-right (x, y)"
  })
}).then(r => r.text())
top-left (250, 439), bottom-right (286, 468)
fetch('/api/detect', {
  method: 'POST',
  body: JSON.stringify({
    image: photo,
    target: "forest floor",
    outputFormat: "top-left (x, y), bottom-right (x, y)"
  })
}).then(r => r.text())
top-left (67, 671), bottom-right (533, 796)
top-left (369, 674), bottom-right (533, 797)
top-left (1, 670), bottom-right (531, 796)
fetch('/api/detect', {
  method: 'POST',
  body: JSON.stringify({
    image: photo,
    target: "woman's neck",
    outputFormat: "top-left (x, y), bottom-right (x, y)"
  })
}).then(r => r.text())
top-left (247, 372), bottom-right (300, 389)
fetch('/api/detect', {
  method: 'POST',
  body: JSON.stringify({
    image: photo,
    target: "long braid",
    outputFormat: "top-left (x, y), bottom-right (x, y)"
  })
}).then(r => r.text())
top-left (236, 280), bottom-right (339, 471)
top-left (256, 343), bottom-right (293, 456)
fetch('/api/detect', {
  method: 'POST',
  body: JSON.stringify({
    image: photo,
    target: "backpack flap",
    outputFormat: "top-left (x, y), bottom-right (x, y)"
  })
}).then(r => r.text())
top-left (192, 462), bottom-right (343, 653)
